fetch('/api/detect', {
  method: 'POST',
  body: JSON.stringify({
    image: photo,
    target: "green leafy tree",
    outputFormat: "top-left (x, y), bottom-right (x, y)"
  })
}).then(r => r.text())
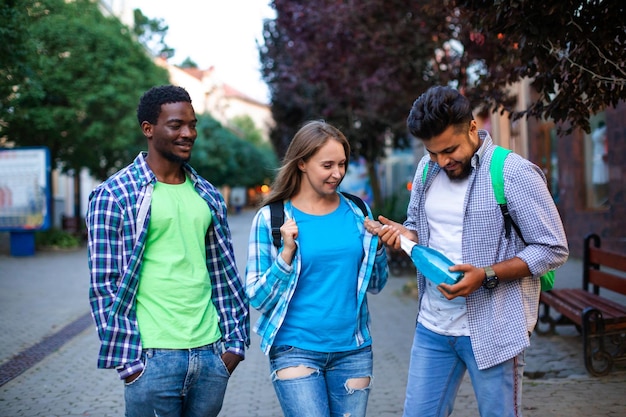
top-left (228, 115), bottom-right (278, 186)
top-left (132, 8), bottom-right (174, 60)
top-left (454, 0), bottom-right (626, 133)
top-left (0, 0), bottom-right (35, 146)
top-left (191, 114), bottom-right (277, 188)
top-left (0, 0), bottom-right (169, 179)
top-left (229, 115), bottom-right (265, 147)
top-left (260, 0), bottom-right (455, 208)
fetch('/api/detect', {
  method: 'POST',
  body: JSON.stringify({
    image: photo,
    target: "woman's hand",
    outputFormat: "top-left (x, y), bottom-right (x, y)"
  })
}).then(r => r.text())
top-left (279, 218), bottom-right (298, 265)
top-left (364, 217), bottom-right (384, 234)
top-left (364, 217), bottom-right (385, 249)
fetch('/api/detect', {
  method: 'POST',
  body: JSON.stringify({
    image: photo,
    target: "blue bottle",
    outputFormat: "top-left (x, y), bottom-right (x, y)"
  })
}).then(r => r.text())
top-left (399, 235), bottom-right (463, 285)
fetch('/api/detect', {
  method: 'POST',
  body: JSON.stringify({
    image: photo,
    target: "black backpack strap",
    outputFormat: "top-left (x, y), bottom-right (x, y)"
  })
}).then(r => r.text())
top-left (498, 204), bottom-right (514, 239)
top-left (268, 200), bottom-right (284, 248)
top-left (268, 193), bottom-right (366, 249)
top-left (499, 203), bottom-right (527, 245)
top-left (340, 191), bottom-right (368, 217)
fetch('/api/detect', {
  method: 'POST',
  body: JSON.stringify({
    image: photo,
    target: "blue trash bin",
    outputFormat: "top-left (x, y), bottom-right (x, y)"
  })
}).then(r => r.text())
top-left (10, 231), bottom-right (36, 256)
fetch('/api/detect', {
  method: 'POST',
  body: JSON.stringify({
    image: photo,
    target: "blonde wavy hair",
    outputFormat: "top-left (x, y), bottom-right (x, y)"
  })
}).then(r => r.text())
top-left (262, 120), bottom-right (350, 206)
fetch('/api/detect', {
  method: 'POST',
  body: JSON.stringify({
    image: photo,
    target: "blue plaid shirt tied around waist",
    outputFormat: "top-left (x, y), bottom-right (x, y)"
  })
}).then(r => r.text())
top-left (86, 152), bottom-right (249, 379)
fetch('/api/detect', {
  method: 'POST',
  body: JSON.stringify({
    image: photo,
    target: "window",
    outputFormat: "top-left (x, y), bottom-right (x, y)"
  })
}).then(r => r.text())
top-left (585, 114), bottom-right (609, 209)
top-left (548, 127), bottom-right (559, 203)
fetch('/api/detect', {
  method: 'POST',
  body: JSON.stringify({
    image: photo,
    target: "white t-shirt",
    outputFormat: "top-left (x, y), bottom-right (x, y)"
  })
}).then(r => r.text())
top-left (418, 170), bottom-right (470, 336)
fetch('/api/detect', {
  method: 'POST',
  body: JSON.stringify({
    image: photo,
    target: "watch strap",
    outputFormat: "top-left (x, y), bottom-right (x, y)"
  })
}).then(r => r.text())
top-left (484, 266), bottom-right (496, 278)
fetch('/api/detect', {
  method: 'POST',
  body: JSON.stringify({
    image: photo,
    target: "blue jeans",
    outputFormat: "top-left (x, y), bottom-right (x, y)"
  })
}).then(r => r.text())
top-left (124, 343), bottom-right (230, 417)
top-left (269, 345), bottom-right (373, 417)
top-left (403, 324), bottom-right (524, 417)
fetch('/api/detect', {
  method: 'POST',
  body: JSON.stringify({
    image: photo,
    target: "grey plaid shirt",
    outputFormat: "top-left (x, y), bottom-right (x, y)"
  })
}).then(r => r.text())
top-left (405, 131), bottom-right (568, 369)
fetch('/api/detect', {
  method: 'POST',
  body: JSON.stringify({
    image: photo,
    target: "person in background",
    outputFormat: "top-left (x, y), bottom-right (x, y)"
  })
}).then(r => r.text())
top-left (86, 85), bottom-right (249, 417)
top-left (245, 120), bottom-right (389, 417)
top-left (374, 86), bottom-right (568, 417)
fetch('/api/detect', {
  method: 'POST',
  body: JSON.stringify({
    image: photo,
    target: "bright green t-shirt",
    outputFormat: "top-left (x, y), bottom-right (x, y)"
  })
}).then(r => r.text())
top-left (136, 176), bottom-right (222, 349)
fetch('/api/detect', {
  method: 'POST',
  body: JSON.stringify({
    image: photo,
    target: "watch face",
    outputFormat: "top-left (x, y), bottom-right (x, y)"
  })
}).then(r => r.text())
top-left (483, 266), bottom-right (498, 289)
top-left (483, 276), bottom-right (499, 289)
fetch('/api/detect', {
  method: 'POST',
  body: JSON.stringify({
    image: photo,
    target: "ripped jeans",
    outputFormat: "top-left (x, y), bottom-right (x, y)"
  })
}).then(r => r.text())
top-left (269, 344), bottom-right (373, 417)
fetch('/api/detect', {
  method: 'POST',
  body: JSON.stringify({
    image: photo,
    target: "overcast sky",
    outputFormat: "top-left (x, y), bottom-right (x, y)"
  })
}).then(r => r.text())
top-left (128, 0), bottom-right (275, 103)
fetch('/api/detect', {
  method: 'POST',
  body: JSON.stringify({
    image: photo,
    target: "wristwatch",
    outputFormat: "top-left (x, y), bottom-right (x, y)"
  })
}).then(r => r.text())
top-left (483, 266), bottom-right (499, 290)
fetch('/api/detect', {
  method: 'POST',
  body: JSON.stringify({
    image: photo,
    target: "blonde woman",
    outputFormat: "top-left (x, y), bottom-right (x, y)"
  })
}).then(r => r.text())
top-left (245, 120), bottom-right (388, 417)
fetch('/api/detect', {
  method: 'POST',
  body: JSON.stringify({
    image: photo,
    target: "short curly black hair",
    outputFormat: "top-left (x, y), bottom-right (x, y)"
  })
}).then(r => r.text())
top-left (407, 86), bottom-right (473, 141)
top-left (136, 85), bottom-right (192, 126)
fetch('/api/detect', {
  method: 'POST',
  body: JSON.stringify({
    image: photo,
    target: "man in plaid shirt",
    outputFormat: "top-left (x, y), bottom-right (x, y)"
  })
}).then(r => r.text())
top-left (86, 85), bottom-right (249, 417)
top-left (376, 86), bottom-right (568, 417)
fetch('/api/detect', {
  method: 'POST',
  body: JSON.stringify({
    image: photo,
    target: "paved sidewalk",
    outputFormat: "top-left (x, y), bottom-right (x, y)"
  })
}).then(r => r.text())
top-left (1, 209), bottom-right (625, 416)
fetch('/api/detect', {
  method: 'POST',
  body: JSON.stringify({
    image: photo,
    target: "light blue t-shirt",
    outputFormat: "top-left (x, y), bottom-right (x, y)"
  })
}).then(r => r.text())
top-left (274, 199), bottom-right (365, 351)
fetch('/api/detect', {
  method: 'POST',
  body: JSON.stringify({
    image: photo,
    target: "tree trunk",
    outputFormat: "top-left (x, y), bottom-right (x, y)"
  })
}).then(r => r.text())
top-left (366, 159), bottom-right (382, 215)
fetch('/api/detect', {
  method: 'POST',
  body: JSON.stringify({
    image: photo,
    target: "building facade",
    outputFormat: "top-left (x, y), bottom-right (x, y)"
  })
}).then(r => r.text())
top-left (486, 82), bottom-right (626, 258)
top-left (157, 58), bottom-right (274, 141)
top-left (526, 102), bottom-right (626, 257)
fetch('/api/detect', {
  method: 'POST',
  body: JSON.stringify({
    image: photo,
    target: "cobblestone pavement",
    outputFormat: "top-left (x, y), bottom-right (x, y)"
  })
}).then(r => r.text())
top-left (1, 209), bottom-right (624, 416)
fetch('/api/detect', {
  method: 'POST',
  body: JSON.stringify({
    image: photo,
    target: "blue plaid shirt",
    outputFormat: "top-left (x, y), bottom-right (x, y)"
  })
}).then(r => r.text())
top-left (86, 152), bottom-right (249, 379)
top-left (245, 194), bottom-right (389, 355)
top-left (406, 131), bottom-right (568, 369)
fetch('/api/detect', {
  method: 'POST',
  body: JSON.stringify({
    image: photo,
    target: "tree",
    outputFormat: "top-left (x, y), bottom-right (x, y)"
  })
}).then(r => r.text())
top-left (454, 0), bottom-right (626, 133)
top-left (229, 115), bottom-right (265, 147)
top-left (0, 0), bottom-right (169, 179)
top-left (260, 0), bottom-right (456, 208)
top-left (132, 8), bottom-right (174, 60)
top-left (0, 0), bottom-right (34, 147)
top-left (191, 114), bottom-right (277, 188)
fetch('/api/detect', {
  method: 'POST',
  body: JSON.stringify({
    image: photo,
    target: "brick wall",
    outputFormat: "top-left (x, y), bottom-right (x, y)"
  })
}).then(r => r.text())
top-left (551, 102), bottom-right (626, 257)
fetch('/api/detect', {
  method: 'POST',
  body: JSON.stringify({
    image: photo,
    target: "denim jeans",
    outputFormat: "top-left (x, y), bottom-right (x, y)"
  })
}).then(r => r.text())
top-left (124, 343), bottom-right (230, 417)
top-left (403, 323), bottom-right (524, 417)
top-left (269, 345), bottom-right (373, 417)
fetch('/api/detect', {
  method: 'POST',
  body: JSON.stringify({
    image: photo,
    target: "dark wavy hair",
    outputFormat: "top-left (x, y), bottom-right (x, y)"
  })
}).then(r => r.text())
top-left (407, 86), bottom-right (473, 140)
top-left (136, 85), bottom-right (192, 126)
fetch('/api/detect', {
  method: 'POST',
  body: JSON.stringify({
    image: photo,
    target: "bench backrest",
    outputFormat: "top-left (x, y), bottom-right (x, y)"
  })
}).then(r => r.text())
top-left (583, 233), bottom-right (626, 296)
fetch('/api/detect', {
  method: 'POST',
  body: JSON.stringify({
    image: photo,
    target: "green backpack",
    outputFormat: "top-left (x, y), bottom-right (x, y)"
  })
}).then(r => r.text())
top-left (421, 146), bottom-right (555, 291)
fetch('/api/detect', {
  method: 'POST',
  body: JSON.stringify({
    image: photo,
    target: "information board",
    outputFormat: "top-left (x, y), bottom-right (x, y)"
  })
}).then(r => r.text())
top-left (0, 147), bottom-right (51, 231)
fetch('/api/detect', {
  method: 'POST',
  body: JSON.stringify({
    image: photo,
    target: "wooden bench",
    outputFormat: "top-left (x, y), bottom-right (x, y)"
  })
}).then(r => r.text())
top-left (537, 233), bottom-right (626, 376)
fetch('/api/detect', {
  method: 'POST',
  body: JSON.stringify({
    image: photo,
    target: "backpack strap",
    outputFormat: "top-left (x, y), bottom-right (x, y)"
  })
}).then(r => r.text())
top-left (340, 191), bottom-right (368, 217)
top-left (490, 146), bottom-right (526, 244)
top-left (491, 146), bottom-right (553, 288)
top-left (419, 149), bottom-right (533, 254)
top-left (268, 200), bottom-right (284, 249)
top-left (489, 146), bottom-right (510, 205)
top-left (421, 163), bottom-right (429, 185)
top-left (267, 192), bottom-right (367, 249)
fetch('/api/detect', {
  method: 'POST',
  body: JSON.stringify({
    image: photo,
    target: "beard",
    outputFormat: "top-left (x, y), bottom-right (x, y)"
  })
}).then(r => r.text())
top-left (443, 158), bottom-right (472, 180)
top-left (161, 149), bottom-right (191, 164)
top-left (164, 152), bottom-right (190, 164)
